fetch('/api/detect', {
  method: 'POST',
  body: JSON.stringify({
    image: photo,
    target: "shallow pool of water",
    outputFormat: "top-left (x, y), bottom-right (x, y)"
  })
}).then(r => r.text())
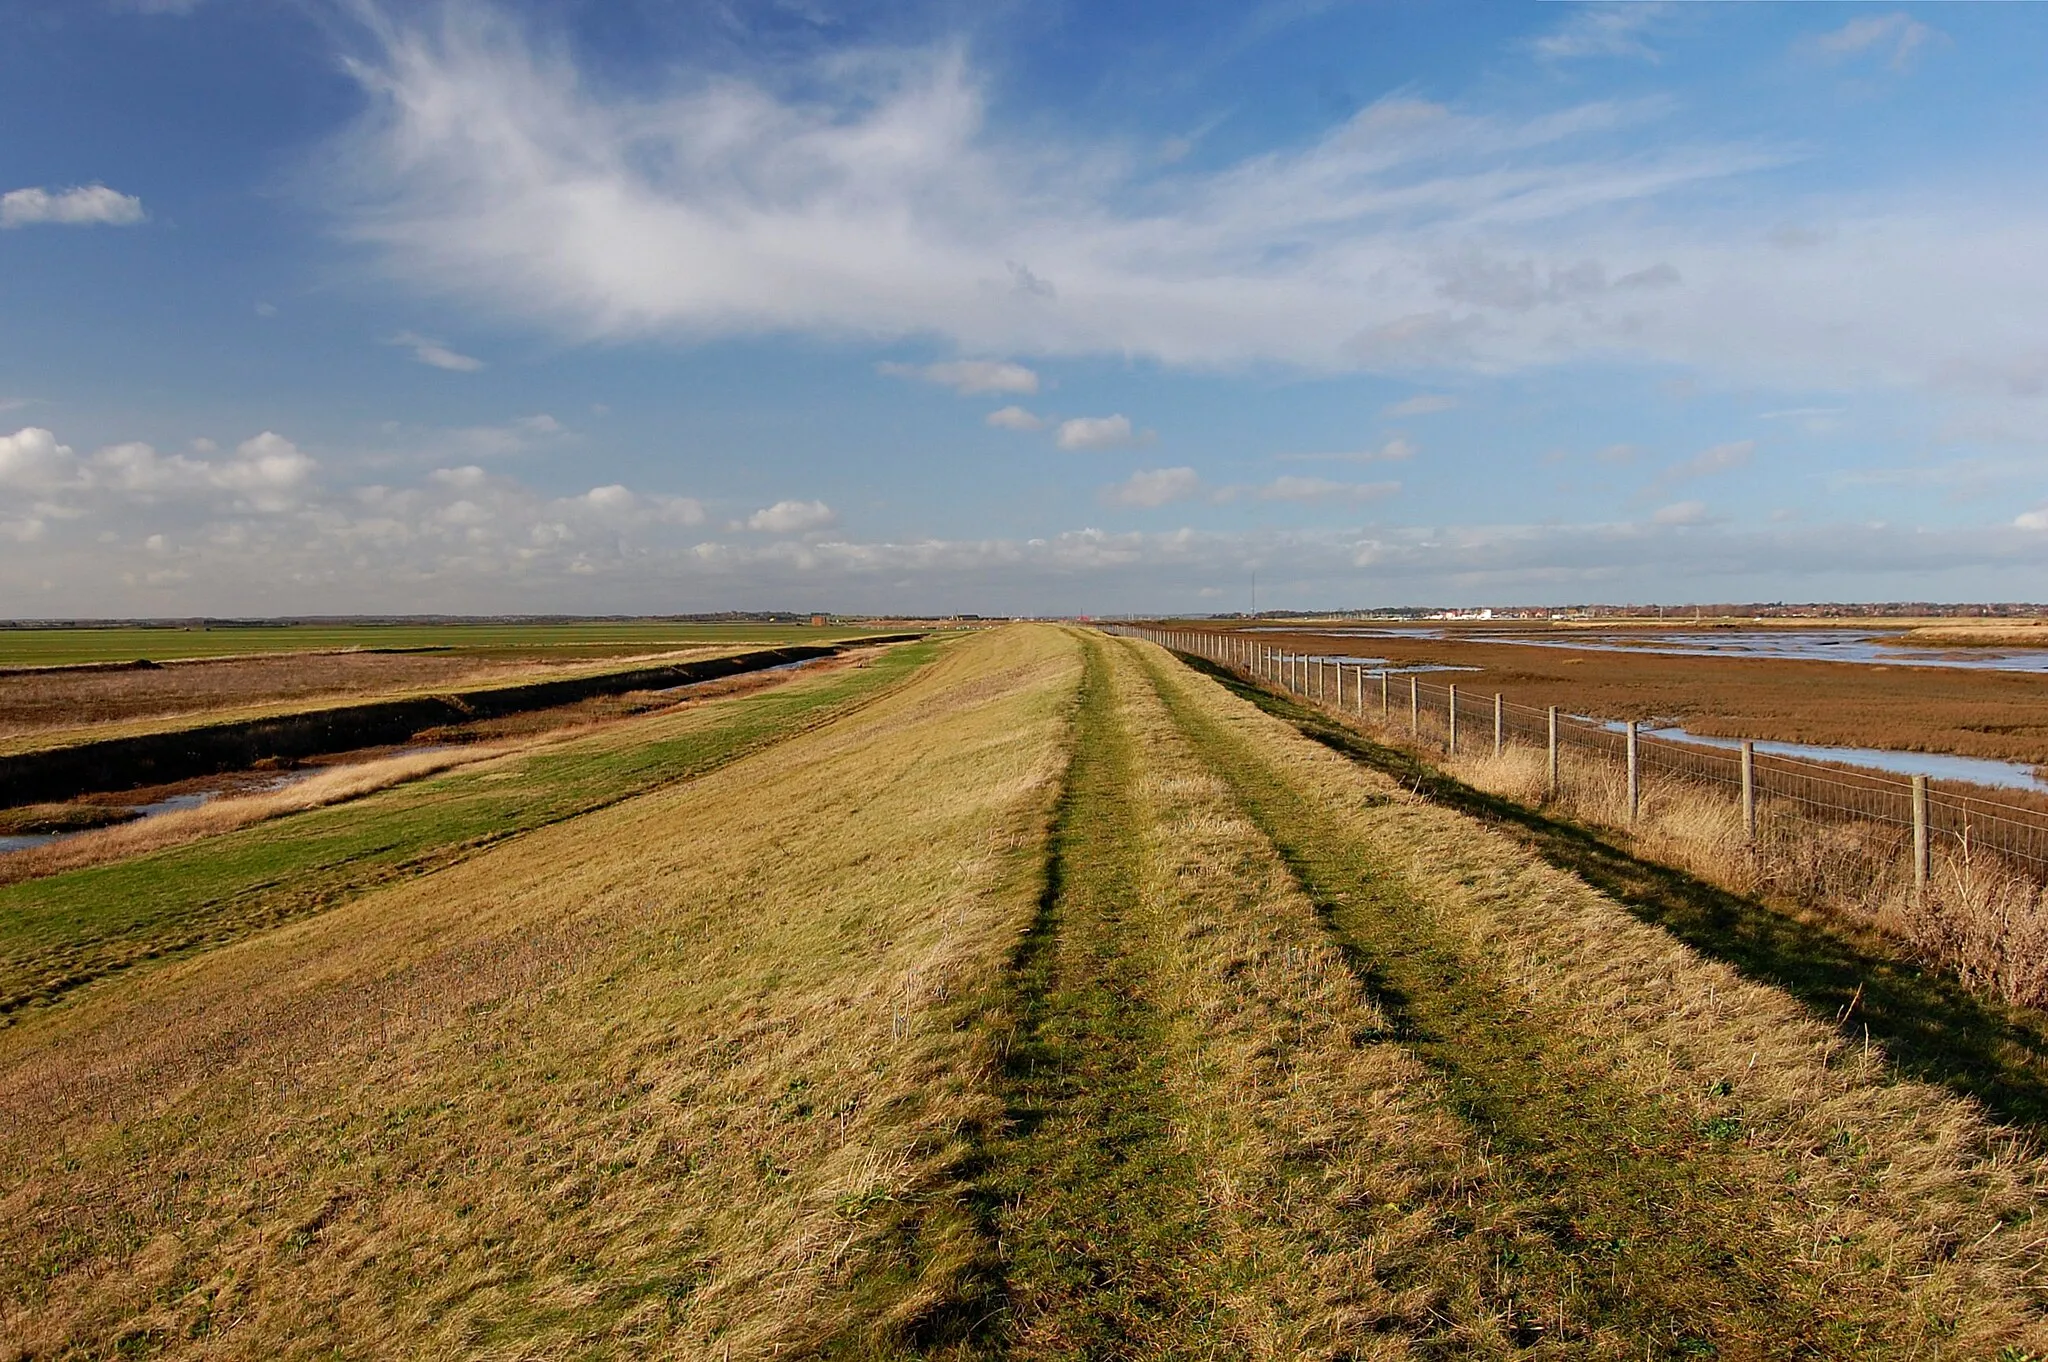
top-left (1594, 719), bottom-right (2048, 793)
top-left (1251, 626), bottom-right (2048, 674)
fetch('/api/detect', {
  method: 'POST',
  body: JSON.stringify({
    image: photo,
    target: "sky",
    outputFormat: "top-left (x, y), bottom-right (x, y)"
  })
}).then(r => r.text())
top-left (4, 1), bottom-right (2048, 617)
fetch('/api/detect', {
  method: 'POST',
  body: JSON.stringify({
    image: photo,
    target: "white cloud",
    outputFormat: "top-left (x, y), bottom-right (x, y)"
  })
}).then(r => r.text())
top-left (1808, 13), bottom-right (1940, 71)
top-left (387, 331), bottom-right (486, 372)
top-left (1596, 443), bottom-right (1640, 464)
top-left (744, 499), bottom-right (837, 534)
top-left (0, 185), bottom-right (146, 229)
top-left (0, 427), bottom-right (78, 489)
top-left (1279, 436), bottom-right (1416, 464)
top-left (1652, 499), bottom-right (1710, 526)
top-left (1532, 4), bottom-right (1668, 63)
top-left (1102, 467), bottom-right (1202, 508)
top-left (2015, 508), bottom-right (2048, 532)
top-left (1664, 439), bottom-right (1755, 483)
top-left (1255, 475), bottom-right (1401, 503)
top-left (879, 359), bottom-right (1039, 395)
top-left (1056, 414), bottom-right (1149, 451)
top-left (432, 464), bottom-right (489, 489)
top-left (1382, 394), bottom-right (1457, 418)
top-left (985, 405), bottom-right (1044, 431)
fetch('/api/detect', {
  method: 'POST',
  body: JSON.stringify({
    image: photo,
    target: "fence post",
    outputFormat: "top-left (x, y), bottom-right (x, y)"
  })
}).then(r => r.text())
top-left (1447, 683), bottom-right (1459, 754)
top-left (1493, 693), bottom-right (1503, 758)
top-left (1409, 676), bottom-right (1419, 737)
top-left (1381, 669), bottom-right (1389, 719)
top-left (1546, 706), bottom-right (1558, 798)
top-left (1912, 774), bottom-right (1930, 902)
top-left (1740, 741), bottom-right (1756, 844)
top-left (1357, 666), bottom-right (1366, 718)
top-left (1625, 720), bottom-right (1640, 823)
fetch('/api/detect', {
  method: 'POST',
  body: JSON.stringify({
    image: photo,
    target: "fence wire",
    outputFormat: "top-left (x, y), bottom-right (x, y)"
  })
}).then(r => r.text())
top-left (1107, 625), bottom-right (2048, 879)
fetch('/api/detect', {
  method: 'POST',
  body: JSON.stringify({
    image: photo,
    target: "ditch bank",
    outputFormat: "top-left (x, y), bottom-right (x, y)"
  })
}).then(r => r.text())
top-left (0, 637), bottom-right (919, 807)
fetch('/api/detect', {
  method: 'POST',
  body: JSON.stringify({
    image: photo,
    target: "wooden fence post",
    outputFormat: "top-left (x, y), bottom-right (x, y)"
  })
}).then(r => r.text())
top-left (1546, 706), bottom-right (1559, 798)
top-left (1493, 693), bottom-right (1503, 758)
top-left (1912, 774), bottom-right (1930, 902)
top-left (1740, 741), bottom-right (1756, 844)
top-left (1357, 666), bottom-right (1366, 718)
top-left (1625, 721), bottom-right (1640, 823)
top-left (1447, 683), bottom-right (1459, 754)
top-left (1381, 669), bottom-right (1389, 719)
top-left (1409, 676), bottom-right (1419, 737)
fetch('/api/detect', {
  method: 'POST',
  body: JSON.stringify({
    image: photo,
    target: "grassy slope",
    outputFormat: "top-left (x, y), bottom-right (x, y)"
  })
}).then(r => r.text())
top-left (0, 626), bottom-right (1077, 1359)
top-left (0, 622), bottom-right (889, 669)
top-left (1140, 639), bottom-right (2048, 1358)
top-left (0, 640), bottom-right (939, 1020)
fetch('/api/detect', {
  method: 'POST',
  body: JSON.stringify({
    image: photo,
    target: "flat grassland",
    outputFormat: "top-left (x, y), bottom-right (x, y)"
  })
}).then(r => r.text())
top-left (0, 621), bottom-right (882, 669)
top-left (4, 626), bottom-right (2048, 1357)
top-left (1216, 622), bottom-right (2048, 766)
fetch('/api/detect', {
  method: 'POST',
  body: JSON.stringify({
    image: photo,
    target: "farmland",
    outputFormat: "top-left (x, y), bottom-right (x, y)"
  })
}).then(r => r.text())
top-left (5, 625), bottom-right (2048, 1357)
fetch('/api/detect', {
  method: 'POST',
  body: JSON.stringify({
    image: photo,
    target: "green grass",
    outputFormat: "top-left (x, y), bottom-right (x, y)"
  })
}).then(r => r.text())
top-left (0, 621), bottom-right (895, 668)
top-left (962, 636), bottom-right (1220, 1355)
top-left (0, 639), bottom-right (942, 1020)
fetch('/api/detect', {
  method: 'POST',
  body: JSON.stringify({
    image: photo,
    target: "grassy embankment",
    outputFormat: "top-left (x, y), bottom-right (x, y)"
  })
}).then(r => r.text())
top-left (8, 624), bottom-right (2048, 1356)
top-left (0, 640), bottom-right (937, 1021)
top-left (0, 627), bottom-right (1065, 1357)
top-left (1137, 639), bottom-right (2048, 1356)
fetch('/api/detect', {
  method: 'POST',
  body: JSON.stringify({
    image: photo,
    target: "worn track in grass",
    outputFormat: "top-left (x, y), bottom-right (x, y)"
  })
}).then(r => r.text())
top-left (1173, 650), bottom-right (2048, 1139)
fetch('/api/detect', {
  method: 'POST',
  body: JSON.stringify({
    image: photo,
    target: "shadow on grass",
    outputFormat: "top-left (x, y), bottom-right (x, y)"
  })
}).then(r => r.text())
top-left (1177, 652), bottom-right (2048, 1139)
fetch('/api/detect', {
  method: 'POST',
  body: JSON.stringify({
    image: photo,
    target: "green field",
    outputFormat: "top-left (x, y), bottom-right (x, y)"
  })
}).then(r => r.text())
top-left (0, 620), bottom-right (894, 668)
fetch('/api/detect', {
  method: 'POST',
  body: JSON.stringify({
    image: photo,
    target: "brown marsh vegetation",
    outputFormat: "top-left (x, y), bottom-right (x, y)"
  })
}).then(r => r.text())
top-left (6, 626), bottom-right (2048, 1356)
top-left (1219, 623), bottom-right (2048, 767)
top-left (0, 645), bottom-right (747, 755)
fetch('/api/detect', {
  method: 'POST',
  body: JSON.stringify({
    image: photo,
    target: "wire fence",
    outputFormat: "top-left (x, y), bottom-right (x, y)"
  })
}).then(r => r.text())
top-left (1107, 624), bottom-right (2048, 886)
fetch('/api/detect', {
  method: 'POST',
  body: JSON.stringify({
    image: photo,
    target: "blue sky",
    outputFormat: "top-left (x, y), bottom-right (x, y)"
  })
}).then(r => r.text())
top-left (4, 0), bottom-right (2048, 616)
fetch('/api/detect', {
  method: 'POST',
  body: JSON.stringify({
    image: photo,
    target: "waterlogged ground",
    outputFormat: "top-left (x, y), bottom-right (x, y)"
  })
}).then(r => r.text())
top-left (3, 626), bottom-right (2047, 1357)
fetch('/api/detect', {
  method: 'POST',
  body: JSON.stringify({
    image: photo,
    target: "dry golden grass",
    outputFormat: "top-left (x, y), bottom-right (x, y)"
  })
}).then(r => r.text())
top-left (0, 626), bottom-right (1074, 1357)
top-left (1437, 738), bottom-right (2048, 1012)
top-left (981, 635), bottom-right (1527, 1356)
top-left (1147, 643), bottom-right (2048, 1355)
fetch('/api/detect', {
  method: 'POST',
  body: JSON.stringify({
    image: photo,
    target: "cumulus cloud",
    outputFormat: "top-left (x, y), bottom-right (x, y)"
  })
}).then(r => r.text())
top-left (387, 331), bottom-right (486, 372)
top-left (985, 405), bottom-right (1044, 431)
top-left (1102, 467), bottom-right (1202, 508)
top-left (879, 359), bottom-right (1039, 394)
top-left (2015, 508), bottom-right (2048, 532)
top-left (1056, 414), bottom-right (1150, 451)
top-left (1382, 394), bottom-right (1457, 418)
top-left (0, 185), bottom-right (145, 229)
top-left (0, 427), bottom-right (78, 489)
top-left (1808, 13), bottom-right (1940, 71)
top-left (744, 499), bottom-right (837, 534)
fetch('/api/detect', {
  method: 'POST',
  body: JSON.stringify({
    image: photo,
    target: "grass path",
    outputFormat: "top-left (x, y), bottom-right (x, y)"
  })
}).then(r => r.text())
top-left (966, 638), bottom-right (1221, 1354)
top-left (1134, 638), bottom-right (2048, 1358)
top-left (0, 638), bottom-right (940, 1021)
